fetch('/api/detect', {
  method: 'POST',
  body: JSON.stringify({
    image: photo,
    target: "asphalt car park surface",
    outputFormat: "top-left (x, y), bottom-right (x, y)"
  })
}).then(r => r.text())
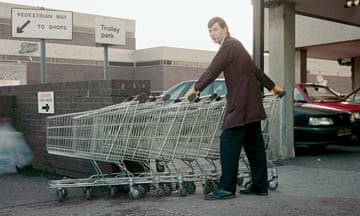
top-left (0, 139), bottom-right (359, 216)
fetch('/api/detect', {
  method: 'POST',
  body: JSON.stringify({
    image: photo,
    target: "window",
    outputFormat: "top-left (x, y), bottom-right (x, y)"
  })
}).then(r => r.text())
top-left (304, 86), bottom-right (341, 102)
top-left (294, 88), bottom-right (305, 102)
top-left (213, 80), bottom-right (226, 96)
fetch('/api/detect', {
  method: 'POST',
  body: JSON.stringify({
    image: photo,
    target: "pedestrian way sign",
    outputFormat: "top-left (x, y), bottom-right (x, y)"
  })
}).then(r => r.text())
top-left (11, 8), bottom-right (73, 40)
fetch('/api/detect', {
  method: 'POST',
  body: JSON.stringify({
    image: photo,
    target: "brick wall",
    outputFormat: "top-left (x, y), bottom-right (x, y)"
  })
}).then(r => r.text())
top-left (0, 95), bottom-right (16, 118)
top-left (26, 63), bottom-right (135, 85)
top-left (308, 74), bottom-right (352, 94)
top-left (0, 79), bottom-right (150, 177)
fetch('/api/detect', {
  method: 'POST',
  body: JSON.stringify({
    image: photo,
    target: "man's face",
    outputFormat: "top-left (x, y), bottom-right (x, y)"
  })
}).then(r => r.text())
top-left (208, 22), bottom-right (227, 44)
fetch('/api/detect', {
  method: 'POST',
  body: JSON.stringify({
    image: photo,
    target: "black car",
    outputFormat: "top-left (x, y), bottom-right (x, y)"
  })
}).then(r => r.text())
top-left (161, 79), bottom-right (353, 148)
top-left (293, 103), bottom-right (352, 147)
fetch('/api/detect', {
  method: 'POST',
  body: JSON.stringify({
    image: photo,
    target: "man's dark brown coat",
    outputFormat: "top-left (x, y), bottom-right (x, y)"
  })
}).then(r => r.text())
top-left (195, 36), bottom-right (276, 129)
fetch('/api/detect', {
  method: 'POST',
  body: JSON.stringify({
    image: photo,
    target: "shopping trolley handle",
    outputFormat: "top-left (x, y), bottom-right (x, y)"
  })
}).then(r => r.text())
top-left (187, 92), bottom-right (219, 103)
top-left (187, 93), bottom-right (199, 102)
top-left (208, 93), bottom-right (218, 101)
top-left (162, 94), bottom-right (171, 102)
top-left (146, 97), bottom-right (157, 102)
top-left (124, 96), bottom-right (135, 102)
top-left (135, 92), bottom-right (146, 102)
top-left (189, 94), bottom-right (205, 103)
top-left (277, 90), bottom-right (286, 99)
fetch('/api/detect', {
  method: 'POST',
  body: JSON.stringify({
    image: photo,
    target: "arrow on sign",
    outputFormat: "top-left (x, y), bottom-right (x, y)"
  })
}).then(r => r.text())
top-left (42, 104), bottom-right (50, 112)
top-left (17, 20), bottom-right (31, 33)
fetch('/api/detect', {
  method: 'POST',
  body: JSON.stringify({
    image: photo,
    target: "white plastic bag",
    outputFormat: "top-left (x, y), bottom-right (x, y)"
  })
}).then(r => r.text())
top-left (0, 122), bottom-right (33, 174)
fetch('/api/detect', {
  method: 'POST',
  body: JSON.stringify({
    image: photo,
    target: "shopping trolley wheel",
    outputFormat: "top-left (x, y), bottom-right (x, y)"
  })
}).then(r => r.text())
top-left (56, 188), bottom-right (67, 202)
top-left (109, 186), bottom-right (119, 198)
top-left (141, 184), bottom-right (150, 193)
top-left (178, 185), bottom-right (187, 197)
top-left (137, 185), bottom-right (147, 197)
top-left (176, 183), bottom-right (187, 197)
top-left (155, 186), bottom-right (166, 198)
top-left (237, 177), bottom-right (244, 186)
top-left (84, 187), bottom-right (92, 200)
top-left (244, 181), bottom-right (252, 190)
top-left (185, 182), bottom-right (196, 194)
top-left (268, 178), bottom-right (278, 190)
top-left (203, 183), bottom-right (211, 194)
top-left (160, 183), bottom-right (172, 195)
top-left (129, 186), bottom-right (142, 199)
top-left (203, 180), bottom-right (216, 194)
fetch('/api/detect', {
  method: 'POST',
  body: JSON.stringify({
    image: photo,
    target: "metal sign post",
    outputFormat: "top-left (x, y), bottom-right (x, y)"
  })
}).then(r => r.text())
top-left (40, 39), bottom-right (46, 83)
top-left (104, 45), bottom-right (109, 80)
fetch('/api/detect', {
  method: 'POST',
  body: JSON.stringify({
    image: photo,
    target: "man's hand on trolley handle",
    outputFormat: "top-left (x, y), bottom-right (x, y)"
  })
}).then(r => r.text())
top-left (272, 85), bottom-right (286, 98)
top-left (185, 87), bottom-right (199, 102)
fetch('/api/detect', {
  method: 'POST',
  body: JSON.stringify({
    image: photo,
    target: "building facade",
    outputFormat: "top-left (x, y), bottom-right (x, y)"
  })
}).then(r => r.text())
top-left (0, 2), bottom-right (356, 94)
top-left (0, 2), bottom-right (216, 93)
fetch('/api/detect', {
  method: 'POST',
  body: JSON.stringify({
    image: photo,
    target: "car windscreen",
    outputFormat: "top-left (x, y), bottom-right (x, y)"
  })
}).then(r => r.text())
top-left (213, 80), bottom-right (226, 96)
top-left (165, 82), bottom-right (194, 100)
top-left (303, 86), bottom-right (343, 102)
top-left (345, 89), bottom-right (360, 104)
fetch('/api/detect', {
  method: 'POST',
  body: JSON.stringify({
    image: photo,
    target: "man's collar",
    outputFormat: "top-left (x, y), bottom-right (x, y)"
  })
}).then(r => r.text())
top-left (220, 35), bottom-right (227, 47)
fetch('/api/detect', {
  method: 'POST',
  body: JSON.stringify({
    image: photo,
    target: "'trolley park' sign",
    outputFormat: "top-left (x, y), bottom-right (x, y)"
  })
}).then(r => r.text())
top-left (95, 16), bottom-right (125, 45)
top-left (11, 8), bottom-right (73, 40)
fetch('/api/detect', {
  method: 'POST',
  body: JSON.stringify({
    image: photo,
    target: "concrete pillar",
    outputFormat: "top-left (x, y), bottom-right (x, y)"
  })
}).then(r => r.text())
top-left (300, 49), bottom-right (307, 83)
top-left (295, 51), bottom-right (301, 83)
top-left (353, 57), bottom-right (360, 88)
top-left (295, 49), bottom-right (307, 83)
top-left (267, 1), bottom-right (295, 159)
top-left (252, 0), bottom-right (264, 69)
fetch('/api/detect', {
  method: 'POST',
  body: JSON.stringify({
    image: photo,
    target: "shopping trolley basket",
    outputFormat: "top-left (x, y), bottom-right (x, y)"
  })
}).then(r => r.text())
top-left (47, 94), bottom-right (167, 201)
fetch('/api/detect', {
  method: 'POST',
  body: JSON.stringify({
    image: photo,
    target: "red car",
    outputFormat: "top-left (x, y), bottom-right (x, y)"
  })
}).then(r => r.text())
top-left (295, 83), bottom-right (360, 137)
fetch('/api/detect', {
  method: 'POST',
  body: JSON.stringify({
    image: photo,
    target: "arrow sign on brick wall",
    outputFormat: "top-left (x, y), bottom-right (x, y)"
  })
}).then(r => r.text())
top-left (38, 91), bottom-right (54, 114)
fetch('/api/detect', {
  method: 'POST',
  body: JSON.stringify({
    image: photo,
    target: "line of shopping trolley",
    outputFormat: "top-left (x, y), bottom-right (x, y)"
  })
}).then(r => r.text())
top-left (46, 92), bottom-right (283, 202)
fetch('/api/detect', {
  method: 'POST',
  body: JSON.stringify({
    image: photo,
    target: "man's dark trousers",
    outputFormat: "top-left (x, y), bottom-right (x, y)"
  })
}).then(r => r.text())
top-left (217, 121), bottom-right (268, 193)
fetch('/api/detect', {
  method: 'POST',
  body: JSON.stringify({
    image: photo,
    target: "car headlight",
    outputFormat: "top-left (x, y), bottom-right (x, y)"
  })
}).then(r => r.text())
top-left (351, 112), bottom-right (360, 122)
top-left (309, 117), bottom-right (334, 126)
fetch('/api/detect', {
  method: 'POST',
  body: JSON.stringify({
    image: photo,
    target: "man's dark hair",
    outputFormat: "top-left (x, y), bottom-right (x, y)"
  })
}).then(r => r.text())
top-left (207, 16), bottom-right (230, 36)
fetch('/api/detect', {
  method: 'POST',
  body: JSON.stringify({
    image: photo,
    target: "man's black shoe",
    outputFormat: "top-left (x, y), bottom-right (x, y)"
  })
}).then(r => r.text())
top-left (205, 189), bottom-right (235, 200)
top-left (239, 187), bottom-right (268, 196)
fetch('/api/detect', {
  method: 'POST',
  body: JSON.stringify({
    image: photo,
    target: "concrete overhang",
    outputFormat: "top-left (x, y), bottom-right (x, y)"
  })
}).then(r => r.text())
top-left (265, 0), bottom-right (360, 60)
